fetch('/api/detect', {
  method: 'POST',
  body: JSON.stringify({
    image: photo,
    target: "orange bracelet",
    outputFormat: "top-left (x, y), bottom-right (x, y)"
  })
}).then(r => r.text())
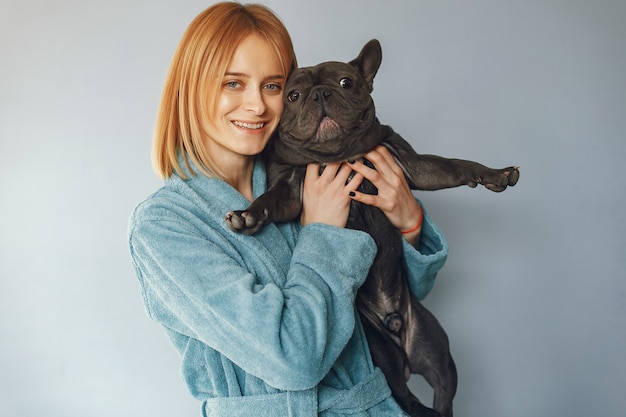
top-left (400, 210), bottom-right (424, 235)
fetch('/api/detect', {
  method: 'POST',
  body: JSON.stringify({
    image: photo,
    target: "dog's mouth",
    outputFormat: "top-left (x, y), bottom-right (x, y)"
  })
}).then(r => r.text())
top-left (312, 116), bottom-right (343, 142)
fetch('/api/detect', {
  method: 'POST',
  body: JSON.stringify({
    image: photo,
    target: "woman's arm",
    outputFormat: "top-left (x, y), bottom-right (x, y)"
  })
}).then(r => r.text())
top-left (346, 146), bottom-right (424, 245)
top-left (128, 181), bottom-right (375, 392)
top-left (401, 203), bottom-right (448, 300)
top-left (347, 145), bottom-right (449, 299)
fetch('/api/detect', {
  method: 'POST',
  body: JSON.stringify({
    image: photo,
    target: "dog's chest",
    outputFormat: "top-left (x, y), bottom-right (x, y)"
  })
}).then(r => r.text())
top-left (347, 179), bottom-right (401, 253)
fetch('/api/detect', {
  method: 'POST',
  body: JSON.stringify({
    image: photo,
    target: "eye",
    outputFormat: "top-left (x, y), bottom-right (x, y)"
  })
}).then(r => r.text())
top-left (224, 80), bottom-right (242, 89)
top-left (264, 83), bottom-right (283, 94)
top-left (339, 77), bottom-right (352, 89)
top-left (287, 90), bottom-right (301, 102)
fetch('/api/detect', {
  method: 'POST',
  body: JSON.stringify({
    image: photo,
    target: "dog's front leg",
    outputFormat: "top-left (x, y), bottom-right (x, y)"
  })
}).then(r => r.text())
top-left (382, 133), bottom-right (519, 192)
top-left (225, 166), bottom-right (305, 235)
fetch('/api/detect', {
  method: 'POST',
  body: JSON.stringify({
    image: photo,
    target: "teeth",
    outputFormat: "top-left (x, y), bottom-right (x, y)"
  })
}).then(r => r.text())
top-left (233, 121), bottom-right (265, 129)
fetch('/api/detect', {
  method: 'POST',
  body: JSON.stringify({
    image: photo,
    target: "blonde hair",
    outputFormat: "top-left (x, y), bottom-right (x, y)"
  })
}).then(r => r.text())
top-left (153, 2), bottom-right (297, 179)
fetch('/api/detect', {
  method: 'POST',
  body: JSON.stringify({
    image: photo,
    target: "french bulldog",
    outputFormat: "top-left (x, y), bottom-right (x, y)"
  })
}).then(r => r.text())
top-left (225, 39), bottom-right (519, 417)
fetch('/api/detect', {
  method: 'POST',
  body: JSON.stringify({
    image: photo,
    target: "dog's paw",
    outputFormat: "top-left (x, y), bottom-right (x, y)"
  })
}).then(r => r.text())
top-left (225, 209), bottom-right (270, 235)
top-left (408, 402), bottom-right (442, 417)
top-left (478, 165), bottom-right (520, 192)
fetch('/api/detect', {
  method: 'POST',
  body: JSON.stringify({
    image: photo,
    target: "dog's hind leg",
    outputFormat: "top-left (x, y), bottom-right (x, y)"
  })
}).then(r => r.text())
top-left (360, 316), bottom-right (442, 417)
top-left (405, 296), bottom-right (457, 417)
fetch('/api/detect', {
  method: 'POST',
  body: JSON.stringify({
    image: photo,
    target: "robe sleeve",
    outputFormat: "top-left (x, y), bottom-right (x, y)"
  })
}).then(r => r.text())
top-left (128, 198), bottom-right (377, 391)
top-left (402, 202), bottom-right (449, 300)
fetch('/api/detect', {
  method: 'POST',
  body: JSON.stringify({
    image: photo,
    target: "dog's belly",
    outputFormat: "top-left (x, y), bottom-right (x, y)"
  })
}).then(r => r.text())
top-left (348, 179), bottom-right (408, 334)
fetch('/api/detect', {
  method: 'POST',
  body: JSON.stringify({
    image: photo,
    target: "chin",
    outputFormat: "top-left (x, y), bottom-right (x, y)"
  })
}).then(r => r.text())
top-left (240, 142), bottom-right (270, 157)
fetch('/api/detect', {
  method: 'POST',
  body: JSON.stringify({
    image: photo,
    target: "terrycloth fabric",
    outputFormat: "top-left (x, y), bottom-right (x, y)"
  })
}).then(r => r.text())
top-left (128, 157), bottom-right (448, 416)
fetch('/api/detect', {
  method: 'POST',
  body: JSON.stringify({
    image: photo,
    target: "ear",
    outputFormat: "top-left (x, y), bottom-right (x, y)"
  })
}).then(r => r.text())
top-left (349, 39), bottom-right (382, 92)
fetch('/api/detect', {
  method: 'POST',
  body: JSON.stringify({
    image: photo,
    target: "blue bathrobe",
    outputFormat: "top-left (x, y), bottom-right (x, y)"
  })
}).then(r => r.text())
top-left (128, 158), bottom-right (448, 416)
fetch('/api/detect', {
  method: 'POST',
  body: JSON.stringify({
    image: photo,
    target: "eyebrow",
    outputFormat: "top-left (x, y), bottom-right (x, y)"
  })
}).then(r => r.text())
top-left (224, 71), bottom-right (285, 81)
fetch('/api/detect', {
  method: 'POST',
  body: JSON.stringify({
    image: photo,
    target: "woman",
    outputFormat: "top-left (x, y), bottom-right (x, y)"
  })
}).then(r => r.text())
top-left (128, 2), bottom-right (448, 416)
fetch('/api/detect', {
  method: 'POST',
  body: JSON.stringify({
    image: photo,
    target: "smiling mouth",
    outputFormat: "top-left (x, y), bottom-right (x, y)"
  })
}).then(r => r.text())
top-left (233, 121), bottom-right (266, 130)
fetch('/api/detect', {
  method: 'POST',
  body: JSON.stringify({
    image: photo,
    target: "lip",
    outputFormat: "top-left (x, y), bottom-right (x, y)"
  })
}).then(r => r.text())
top-left (232, 120), bottom-right (268, 132)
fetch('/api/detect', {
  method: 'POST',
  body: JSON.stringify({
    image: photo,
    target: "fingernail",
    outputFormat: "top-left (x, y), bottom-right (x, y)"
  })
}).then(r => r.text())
top-left (349, 191), bottom-right (356, 197)
top-left (347, 158), bottom-right (355, 164)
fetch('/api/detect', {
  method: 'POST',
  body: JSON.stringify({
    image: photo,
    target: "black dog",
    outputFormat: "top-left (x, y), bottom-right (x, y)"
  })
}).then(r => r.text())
top-left (225, 39), bottom-right (519, 417)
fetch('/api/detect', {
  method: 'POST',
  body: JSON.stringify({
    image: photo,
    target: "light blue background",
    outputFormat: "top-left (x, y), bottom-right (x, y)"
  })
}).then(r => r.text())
top-left (1, 1), bottom-right (625, 416)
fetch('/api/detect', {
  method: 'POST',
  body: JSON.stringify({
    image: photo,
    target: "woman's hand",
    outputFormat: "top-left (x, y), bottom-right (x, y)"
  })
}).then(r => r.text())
top-left (348, 146), bottom-right (423, 245)
top-left (301, 162), bottom-right (363, 228)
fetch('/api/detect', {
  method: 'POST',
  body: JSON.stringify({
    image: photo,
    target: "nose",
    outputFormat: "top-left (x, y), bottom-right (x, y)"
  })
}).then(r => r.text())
top-left (312, 87), bottom-right (332, 102)
top-left (243, 87), bottom-right (266, 115)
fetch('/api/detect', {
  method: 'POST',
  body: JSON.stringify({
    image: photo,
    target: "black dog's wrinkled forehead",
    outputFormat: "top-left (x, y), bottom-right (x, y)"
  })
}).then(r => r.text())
top-left (285, 61), bottom-right (363, 90)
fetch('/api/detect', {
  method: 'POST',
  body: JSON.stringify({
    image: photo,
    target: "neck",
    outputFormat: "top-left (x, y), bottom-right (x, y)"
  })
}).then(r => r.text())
top-left (220, 158), bottom-right (255, 202)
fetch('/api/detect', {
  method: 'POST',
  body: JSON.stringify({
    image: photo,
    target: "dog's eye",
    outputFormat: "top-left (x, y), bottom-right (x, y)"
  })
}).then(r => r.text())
top-left (339, 77), bottom-right (353, 89)
top-left (287, 90), bottom-right (301, 102)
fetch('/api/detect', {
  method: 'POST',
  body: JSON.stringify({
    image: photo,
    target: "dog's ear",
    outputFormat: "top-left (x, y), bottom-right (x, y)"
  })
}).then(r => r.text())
top-left (349, 39), bottom-right (382, 92)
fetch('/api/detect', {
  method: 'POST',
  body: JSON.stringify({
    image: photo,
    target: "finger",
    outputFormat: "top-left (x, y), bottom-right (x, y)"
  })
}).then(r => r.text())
top-left (349, 156), bottom-right (400, 191)
top-left (333, 162), bottom-right (357, 185)
top-left (347, 158), bottom-right (379, 183)
top-left (305, 163), bottom-right (321, 180)
top-left (365, 146), bottom-right (404, 178)
top-left (372, 145), bottom-right (395, 164)
top-left (349, 189), bottom-right (378, 206)
top-left (345, 172), bottom-right (364, 192)
top-left (363, 146), bottom-right (391, 171)
top-left (319, 161), bottom-right (343, 181)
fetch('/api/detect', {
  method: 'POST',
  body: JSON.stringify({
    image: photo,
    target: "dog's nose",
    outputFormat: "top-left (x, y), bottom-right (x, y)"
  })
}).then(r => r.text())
top-left (312, 88), bottom-right (332, 102)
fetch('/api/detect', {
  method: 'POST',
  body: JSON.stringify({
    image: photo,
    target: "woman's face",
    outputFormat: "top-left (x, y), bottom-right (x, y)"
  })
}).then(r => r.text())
top-left (204, 34), bottom-right (286, 168)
